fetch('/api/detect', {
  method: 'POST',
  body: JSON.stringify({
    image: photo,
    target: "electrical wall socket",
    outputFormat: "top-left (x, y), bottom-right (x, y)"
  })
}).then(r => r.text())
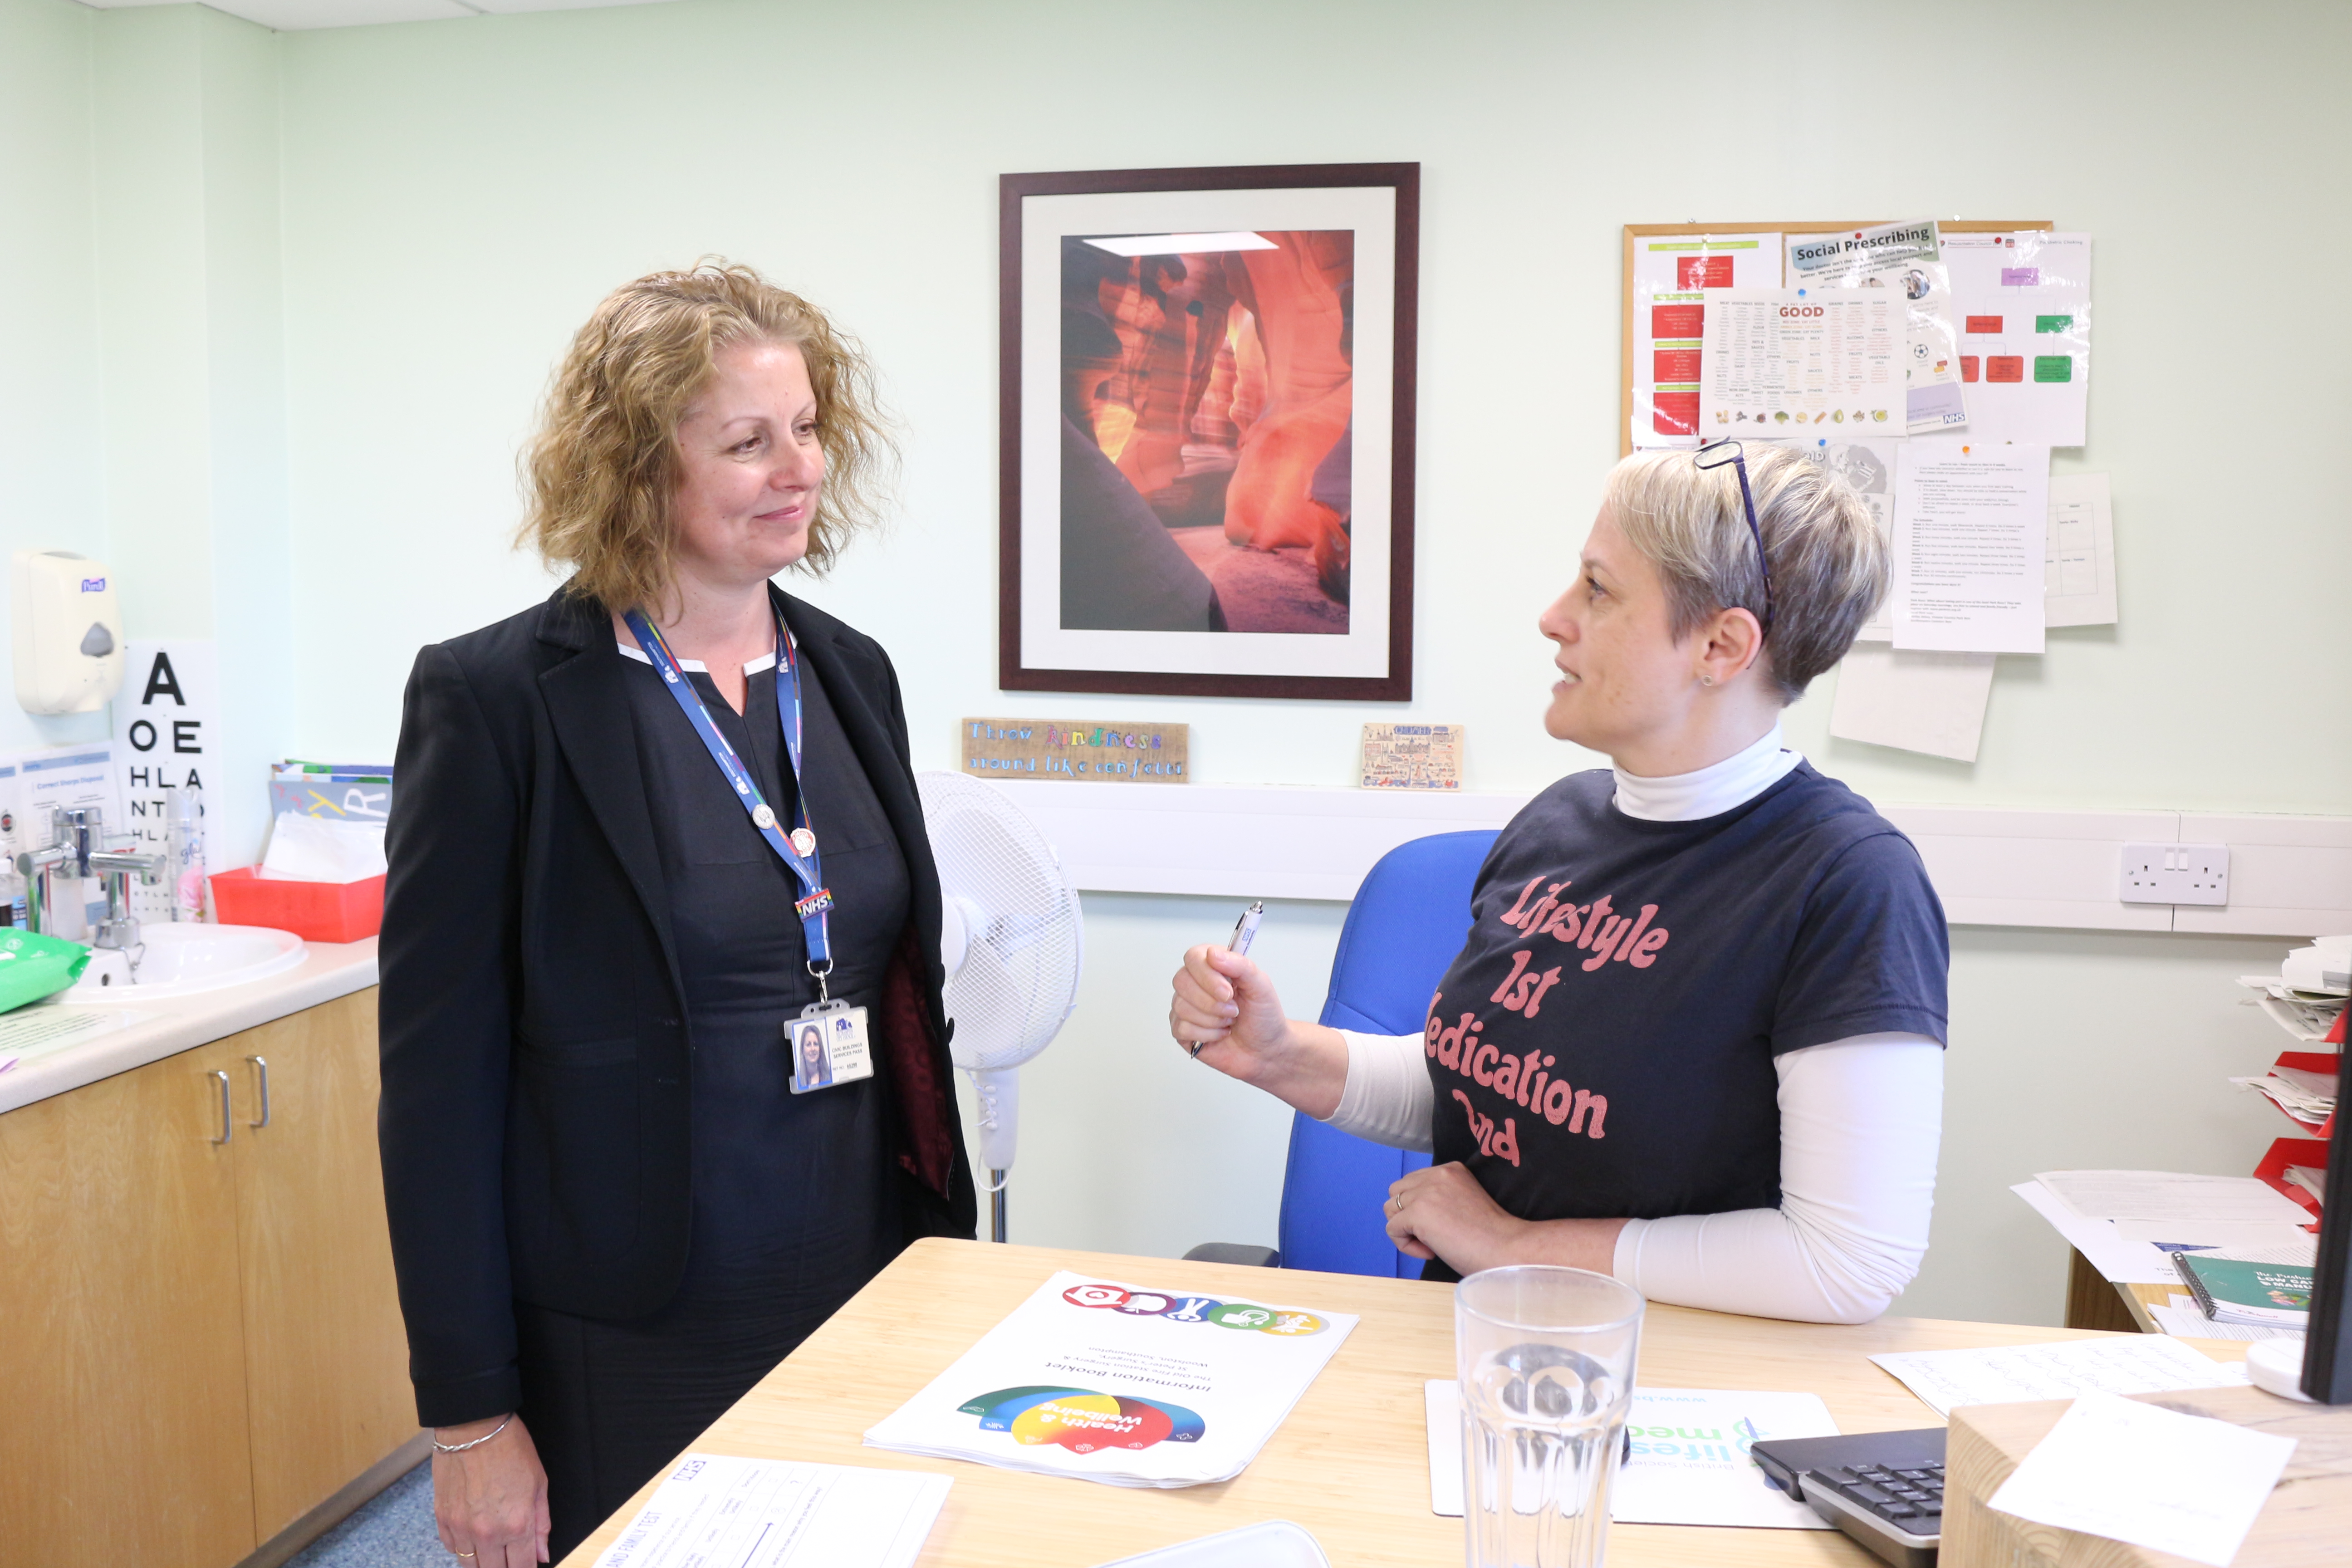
top-left (2119, 843), bottom-right (2230, 906)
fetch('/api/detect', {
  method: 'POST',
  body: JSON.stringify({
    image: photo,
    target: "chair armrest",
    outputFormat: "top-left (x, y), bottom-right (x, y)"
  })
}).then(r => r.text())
top-left (1181, 1242), bottom-right (1282, 1268)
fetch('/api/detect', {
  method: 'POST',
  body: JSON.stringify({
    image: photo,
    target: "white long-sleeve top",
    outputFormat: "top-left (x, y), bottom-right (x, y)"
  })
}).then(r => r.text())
top-left (1324, 727), bottom-right (1944, 1324)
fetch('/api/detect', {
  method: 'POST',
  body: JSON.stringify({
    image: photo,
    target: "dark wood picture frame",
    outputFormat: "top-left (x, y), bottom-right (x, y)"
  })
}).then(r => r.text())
top-left (999, 162), bottom-right (1419, 700)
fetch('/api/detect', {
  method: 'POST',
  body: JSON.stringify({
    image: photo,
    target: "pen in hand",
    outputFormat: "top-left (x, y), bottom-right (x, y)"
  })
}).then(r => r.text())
top-left (1191, 902), bottom-right (1266, 1059)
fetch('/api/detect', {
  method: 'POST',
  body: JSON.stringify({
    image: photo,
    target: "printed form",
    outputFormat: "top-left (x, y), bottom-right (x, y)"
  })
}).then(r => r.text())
top-left (1892, 441), bottom-right (2049, 653)
top-left (589, 1455), bottom-right (950, 1568)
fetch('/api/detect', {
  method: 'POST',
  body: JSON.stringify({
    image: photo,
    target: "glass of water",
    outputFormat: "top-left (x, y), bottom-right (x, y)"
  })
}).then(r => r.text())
top-left (1456, 1265), bottom-right (1645, 1568)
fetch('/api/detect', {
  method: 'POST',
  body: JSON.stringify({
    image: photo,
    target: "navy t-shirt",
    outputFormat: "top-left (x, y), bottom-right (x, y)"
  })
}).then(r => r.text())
top-left (1417, 763), bottom-right (1948, 1283)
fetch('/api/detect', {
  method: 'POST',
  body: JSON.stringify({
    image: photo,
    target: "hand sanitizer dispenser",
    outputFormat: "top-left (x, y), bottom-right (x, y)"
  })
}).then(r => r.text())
top-left (12, 551), bottom-right (125, 715)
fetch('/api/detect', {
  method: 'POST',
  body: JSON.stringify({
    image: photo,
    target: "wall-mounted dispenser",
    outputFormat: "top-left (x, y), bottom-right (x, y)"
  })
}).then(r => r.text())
top-left (12, 550), bottom-right (125, 715)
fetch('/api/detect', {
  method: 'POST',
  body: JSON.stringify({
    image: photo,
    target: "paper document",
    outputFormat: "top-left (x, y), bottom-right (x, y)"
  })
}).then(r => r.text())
top-left (1616, 1389), bottom-right (1837, 1529)
top-left (2043, 473), bottom-right (2116, 627)
top-left (2151, 1294), bottom-right (2306, 1344)
top-left (863, 1271), bottom-right (1356, 1488)
top-left (1892, 440), bottom-right (2049, 653)
top-left (2013, 1181), bottom-right (2315, 1288)
top-left (1870, 1334), bottom-right (2244, 1419)
top-left (1985, 1391), bottom-right (2293, 1568)
top-left (588, 1454), bottom-right (949, 1568)
top-left (1631, 232), bottom-right (1782, 449)
top-left (1829, 646), bottom-right (1996, 762)
top-left (1788, 220), bottom-right (1967, 433)
top-left (0, 1007), bottom-right (137, 1072)
top-left (1423, 1382), bottom-right (1832, 1528)
top-left (2036, 1169), bottom-right (2315, 1227)
top-left (1698, 289), bottom-right (1901, 436)
top-left (1945, 232), bottom-right (2092, 447)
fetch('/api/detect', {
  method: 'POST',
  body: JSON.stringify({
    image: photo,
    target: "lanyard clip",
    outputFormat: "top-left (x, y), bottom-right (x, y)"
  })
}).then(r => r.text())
top-left (808, 957), bottom-right (833, 1006)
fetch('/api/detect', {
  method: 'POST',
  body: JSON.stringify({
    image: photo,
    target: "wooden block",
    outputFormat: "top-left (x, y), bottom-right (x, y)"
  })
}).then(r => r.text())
top-left (960, 717), bottom-right (1188, 783)
top-left (1359, 722), bottom-right (1463, 790)
top-left (1943, 1384), bottom-right (2352, 1568)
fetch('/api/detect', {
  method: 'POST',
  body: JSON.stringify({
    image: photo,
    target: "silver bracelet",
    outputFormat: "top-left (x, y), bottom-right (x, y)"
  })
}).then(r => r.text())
top-left (432, 1415), bottom-right (511, 1454)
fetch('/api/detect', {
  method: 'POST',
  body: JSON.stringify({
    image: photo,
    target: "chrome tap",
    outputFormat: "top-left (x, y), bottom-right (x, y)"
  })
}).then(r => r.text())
top-left (14, 806), bottom-right (164, 952)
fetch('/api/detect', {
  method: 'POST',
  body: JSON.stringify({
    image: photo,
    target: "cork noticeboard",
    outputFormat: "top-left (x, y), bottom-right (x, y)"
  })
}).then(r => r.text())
top-left (1620, 219), bottom-right (2053, 457)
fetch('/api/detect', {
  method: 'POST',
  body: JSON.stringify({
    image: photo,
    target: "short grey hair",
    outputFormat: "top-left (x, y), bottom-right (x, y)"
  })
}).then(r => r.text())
top-left (1603, 445), bottom-right (1888, 703)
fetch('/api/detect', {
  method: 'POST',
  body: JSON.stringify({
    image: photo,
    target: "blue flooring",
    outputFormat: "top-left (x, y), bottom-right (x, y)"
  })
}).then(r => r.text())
top-left (285, 1460), bottom-right (445, 1568)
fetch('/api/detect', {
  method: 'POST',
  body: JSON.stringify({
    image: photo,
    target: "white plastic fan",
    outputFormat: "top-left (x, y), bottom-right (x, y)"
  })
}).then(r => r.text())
top-left (916, 770), bottom-right (1084, 1240)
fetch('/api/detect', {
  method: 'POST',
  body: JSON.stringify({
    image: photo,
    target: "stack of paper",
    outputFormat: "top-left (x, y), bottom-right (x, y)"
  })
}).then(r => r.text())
top-left (2229, 1063), bottom-right (2337, 1127)
top-left (2014, 1174), bottom-right (2316, 1288)
top-left (2234, 973), bottom-right (2347, 1043)
top-left (863, 1272), bottom-right (1355, 1488)
top-left (1869, 1335), bottom-right (2245, 1419)
top-left (2148, 1294), bottom-right (2303, 1345)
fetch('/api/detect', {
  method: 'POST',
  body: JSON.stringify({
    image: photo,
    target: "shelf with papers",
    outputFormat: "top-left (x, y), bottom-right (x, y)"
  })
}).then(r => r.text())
top-left (2241, 1051), bottom-right (2338, 1143)
top-left (2251, 1137), bottom-right (2327, 1227)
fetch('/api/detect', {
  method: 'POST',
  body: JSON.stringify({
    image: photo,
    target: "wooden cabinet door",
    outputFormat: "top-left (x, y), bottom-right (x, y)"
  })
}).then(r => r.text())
top-left (228, 988), bottom-right (420, 1540)
top-left (0, 1039), bottom-right (259, 1568)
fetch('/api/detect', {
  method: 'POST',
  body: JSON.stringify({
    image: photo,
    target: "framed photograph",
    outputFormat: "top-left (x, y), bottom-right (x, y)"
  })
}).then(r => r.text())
top-left (999, 162), bottom-right (1419, 700)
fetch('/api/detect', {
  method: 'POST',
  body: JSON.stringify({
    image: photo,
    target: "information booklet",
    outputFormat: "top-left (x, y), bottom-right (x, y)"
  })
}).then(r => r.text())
top-left (2172, 1254), bottom-right (2315, 1327)
top-left (863, 1271), bottom-right (1357, 1488)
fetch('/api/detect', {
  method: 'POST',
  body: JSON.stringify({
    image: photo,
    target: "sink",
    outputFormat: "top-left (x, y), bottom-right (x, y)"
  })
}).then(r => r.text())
top-left (49, 923), bottom-right (309, 1002)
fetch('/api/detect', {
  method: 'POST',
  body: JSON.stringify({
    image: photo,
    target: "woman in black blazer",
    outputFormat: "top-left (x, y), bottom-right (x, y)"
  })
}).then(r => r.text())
top-left (379, 262), bottom-right (975, 1565)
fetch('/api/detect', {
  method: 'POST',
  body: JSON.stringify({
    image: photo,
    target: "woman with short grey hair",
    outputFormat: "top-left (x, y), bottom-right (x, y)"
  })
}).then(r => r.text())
top-left (1168, 441), bottom-right (1948, 1323)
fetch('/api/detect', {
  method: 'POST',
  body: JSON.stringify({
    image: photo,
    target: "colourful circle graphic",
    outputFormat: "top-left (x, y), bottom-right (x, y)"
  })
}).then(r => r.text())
top-left (957, 1385), bottom-right (1206, 1455)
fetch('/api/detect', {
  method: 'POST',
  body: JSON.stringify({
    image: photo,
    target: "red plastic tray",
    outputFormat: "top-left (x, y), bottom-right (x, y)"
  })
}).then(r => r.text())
top-left (2252, 1135), bottom-right (2328, 1228)
top-left (208, 867), bottom-right (384, 944)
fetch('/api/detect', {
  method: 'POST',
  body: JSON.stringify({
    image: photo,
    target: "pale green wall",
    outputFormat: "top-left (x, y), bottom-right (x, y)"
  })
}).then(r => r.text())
top-left (7, 0), bottom-right (2346, 1328)
top-left (0, 0), bottom-right (108, 753)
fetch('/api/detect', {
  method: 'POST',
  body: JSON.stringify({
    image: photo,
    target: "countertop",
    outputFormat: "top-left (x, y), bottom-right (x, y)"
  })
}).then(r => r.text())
top-left (0, 935), bottom-right (379, 1116)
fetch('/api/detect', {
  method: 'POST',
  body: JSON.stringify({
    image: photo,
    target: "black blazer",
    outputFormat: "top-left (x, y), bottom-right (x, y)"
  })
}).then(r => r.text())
top-left (378, 585), bottom-right (976, 1428)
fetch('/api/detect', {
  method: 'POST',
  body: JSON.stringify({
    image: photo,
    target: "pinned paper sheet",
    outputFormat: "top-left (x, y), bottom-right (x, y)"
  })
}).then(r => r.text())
top-left (2044, 473), bottom-right (2117, 627)
top-left (1829, 646), bottom-right (1996, 762)
top-left (1630, 232), bottom-right (1782, 449)
top-left (1985, 1391), bottom-right (2293, 1568)
top-left (1945, 232), bottom-right (2093, 448)
top-left (1698, 289), bottom-right (1903, 436)
top-left (1892, 440), bottom-right (2050, 653)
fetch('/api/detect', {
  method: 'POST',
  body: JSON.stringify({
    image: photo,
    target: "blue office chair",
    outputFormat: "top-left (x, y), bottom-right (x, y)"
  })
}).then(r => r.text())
top-left (1186, 829), bottom-right (1498, 1276)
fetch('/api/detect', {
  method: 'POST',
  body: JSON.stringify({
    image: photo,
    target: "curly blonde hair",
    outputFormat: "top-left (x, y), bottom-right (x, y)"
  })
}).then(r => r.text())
top-left (519, 260), bottom-right (893, 611)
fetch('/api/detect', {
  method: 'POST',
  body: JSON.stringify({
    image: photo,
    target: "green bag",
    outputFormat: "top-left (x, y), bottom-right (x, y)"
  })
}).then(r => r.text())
top-left (0, 930), bottom-right (92, 1012)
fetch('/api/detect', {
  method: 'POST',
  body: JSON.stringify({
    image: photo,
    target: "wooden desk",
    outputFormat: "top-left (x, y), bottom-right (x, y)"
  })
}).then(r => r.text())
top-left (1943, 1384), bottom-right (2352, 1567)
top-left (563, 1240), bottom-right (2251, 1568)
top-left (2064, 1247), bottom-right (2173, 1334)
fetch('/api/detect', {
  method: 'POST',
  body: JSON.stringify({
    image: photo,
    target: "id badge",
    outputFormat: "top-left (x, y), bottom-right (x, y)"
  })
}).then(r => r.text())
top-left (786, 1000), bottom-right (873, 1094)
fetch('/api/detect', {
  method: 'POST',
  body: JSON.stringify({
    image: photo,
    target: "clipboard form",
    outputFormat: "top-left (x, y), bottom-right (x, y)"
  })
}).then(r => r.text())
top-left (1618, 220), bottom-right (2112, 764)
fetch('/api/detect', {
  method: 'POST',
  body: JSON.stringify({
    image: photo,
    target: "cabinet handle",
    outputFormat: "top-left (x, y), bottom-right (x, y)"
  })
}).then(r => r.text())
top-left (210, 1069), bottom-right (232, 1144)
top-left (247, 1056), bottom-right (271, 1128)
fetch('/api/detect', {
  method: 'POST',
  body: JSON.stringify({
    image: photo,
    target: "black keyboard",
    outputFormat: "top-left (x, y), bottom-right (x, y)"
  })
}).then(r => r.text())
top-left (1749, 1427), bottom-right (1945, 1568)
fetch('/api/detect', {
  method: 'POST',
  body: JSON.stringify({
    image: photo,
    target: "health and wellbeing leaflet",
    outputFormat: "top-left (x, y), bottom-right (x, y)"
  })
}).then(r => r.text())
top-left (863, 1271), bottom-right (1357, 1489)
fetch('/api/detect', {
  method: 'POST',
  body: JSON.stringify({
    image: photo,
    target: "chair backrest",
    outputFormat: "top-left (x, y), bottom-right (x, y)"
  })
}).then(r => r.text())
top-left (1277, 829), bottom-right (1498, 1278)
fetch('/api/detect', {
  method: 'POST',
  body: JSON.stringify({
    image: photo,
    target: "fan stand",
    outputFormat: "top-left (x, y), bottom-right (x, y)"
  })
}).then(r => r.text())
top-left (990, 1176), bottom-right (1009, 1244)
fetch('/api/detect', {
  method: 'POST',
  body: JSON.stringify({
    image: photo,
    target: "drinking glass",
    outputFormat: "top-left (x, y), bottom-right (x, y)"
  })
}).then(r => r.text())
top-left (1455, 1265), bottom-right (1645, 1568)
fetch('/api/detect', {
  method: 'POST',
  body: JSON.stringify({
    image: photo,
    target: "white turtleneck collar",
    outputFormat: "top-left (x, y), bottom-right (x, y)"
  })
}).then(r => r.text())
top-left (1612, 724), bottom-right (1802, 823)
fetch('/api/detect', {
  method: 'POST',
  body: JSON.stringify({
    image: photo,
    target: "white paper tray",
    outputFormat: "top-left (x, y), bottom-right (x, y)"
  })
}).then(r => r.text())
top-left (1093, 1520), bottom-right (1332, 1568)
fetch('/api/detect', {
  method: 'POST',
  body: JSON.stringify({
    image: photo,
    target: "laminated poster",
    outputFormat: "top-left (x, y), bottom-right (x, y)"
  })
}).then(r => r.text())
top-left (1630, 232), bottom-right (1782, 449)
top-left (863, 1271), bottom-right (1357, 1489)
top-left (1945, 232), bottom-right (2092, 447)
top-left (1697, 290), bottom-right (1901, 437)
top-left (1788, 220), bottom-right (1968, 434)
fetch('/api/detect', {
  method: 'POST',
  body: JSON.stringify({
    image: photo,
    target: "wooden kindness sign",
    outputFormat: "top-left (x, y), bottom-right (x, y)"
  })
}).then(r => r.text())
top-left (961, 719), bottom-right (1189, 783)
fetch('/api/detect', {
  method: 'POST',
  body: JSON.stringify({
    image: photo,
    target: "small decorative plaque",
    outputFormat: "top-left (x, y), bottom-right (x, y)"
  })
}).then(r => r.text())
top-left (1360, 723), bottom-right (1462, 790)
top-left (961, 718), bottom-right (1189, 783)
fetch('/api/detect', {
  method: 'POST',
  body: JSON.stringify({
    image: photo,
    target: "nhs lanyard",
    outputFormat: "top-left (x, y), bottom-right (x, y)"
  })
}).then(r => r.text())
top-left (622, 608), bottom-right (835, 987)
